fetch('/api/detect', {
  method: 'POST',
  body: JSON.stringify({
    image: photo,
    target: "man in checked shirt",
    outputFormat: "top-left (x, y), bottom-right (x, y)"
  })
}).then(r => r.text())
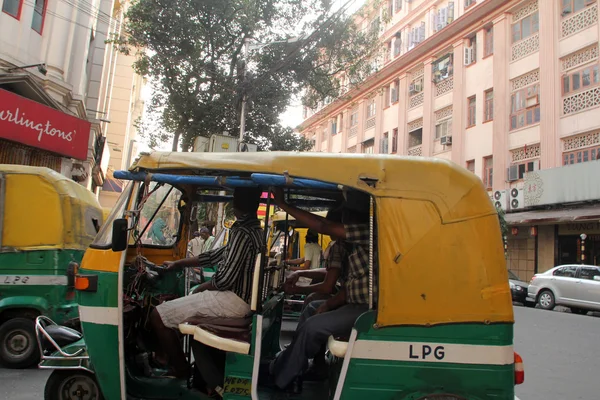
top-left (266, 188), bottom-right (373, 392)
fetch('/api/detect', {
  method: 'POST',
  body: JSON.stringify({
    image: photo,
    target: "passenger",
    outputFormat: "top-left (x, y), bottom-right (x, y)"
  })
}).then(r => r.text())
top-left (187, 231), bottom-right (204, 257)
top-left (284, 229), bottom-right (322, 272)
top-left (266, 188), bottom-right (372, 391)
top-left (149, 187), bottom-right (264, 378)
top-left (283, 209), bottom-right (345, 303)
top-left (199, 227), bottom-right (215, 253)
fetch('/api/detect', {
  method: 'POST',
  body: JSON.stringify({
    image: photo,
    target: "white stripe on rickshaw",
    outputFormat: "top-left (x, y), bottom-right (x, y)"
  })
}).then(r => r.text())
top-left (78, 305), bottom-right (119, 326)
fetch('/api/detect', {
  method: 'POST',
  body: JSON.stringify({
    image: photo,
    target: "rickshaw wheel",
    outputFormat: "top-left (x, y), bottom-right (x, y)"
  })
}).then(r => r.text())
top-left (45, 370), bottom-right (104, 400)
top-left (0, 317), bottom-right (40, 368)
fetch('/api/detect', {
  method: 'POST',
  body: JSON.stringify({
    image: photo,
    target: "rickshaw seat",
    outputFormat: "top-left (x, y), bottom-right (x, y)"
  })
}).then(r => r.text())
top-left (178, 315), bottom-right (253, 354)
top-left (44, 325), bottom-right (82, 348)
top-left (327, 335), bottom-right (349, 358)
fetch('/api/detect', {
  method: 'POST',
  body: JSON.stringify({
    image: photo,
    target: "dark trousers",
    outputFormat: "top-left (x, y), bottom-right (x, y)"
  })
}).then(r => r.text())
top-left (273, 302), bottom-right (368, 389)
top-left (191, 341), bottom-right (226, 391)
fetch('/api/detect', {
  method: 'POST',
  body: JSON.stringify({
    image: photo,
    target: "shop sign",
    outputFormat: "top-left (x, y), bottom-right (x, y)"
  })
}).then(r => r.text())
top-left (0, 89), bottom-right (90, 160)
top-left (558, 222), bottom-right (600, 236)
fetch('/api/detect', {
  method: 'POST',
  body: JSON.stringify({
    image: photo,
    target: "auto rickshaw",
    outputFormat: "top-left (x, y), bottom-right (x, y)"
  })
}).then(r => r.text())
top-left (0, 165), bottom-right (103, 368)
top-left (36, 152), bottom-right (523, 400)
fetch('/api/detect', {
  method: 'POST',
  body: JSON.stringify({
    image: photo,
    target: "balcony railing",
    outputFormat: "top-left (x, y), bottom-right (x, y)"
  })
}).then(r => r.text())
top-left (435, 76), bottom-right (454, 97)
top-left (408, 145), bottom-right (422, 156)
top-left (561, 3), bottom-right (598, 38)
top-left (365, 116), bottom-right (376, 130)
top-left (409, 92), bottom-right (424, 108)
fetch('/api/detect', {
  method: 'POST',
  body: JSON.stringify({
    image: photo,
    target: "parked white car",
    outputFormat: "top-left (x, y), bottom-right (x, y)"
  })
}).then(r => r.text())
top-left (527, 264), bottom-right (600, 315)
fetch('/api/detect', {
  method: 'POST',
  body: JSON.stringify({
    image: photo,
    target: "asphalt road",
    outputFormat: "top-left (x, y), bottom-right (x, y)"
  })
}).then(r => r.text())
top-left (0, 306), bottom-right (598, 399)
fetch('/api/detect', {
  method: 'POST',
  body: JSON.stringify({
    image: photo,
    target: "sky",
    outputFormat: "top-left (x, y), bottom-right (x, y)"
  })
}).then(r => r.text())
top-left (135, 0), bottom-right (367, 155)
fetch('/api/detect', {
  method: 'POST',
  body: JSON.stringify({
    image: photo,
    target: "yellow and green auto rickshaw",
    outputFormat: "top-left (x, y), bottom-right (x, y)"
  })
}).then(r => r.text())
top-left (36, 152), bottom-right (523, 400)
top-left (0, 165), bottom-right (103, 368)
top-left (268, 210), bottom-right (332, 261)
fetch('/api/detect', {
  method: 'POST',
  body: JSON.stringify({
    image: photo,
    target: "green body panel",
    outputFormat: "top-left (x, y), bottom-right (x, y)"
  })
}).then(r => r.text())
top-left (80, 321), bottom-right (120, 400)
top-left (0, 250), bottom-right (82, 323)
top-left (336, 312), bottom-right (515, 400)
top-left (78, 269), bottom-right (119, 308)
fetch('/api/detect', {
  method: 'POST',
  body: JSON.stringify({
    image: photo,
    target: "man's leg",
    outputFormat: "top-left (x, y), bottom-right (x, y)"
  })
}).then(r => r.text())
top-left (150, 308), bottom-right (187, 377)
top-left (272, 304), bottom-right (368, 389)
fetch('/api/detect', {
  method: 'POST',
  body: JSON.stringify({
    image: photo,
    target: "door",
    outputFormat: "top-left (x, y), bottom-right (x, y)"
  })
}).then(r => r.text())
top-left (550, 265), bottom-right (579, 302)
top-left (577, 266), bottom-right (600, 307)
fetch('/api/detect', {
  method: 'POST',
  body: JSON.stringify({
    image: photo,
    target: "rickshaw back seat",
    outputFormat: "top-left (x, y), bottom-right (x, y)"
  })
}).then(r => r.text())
top-left (43, 325), bottom-right (82, 348)
top-left (327, 335), bottom-right (349, 358)
top-left (179, 315), bottom-right (253, 354)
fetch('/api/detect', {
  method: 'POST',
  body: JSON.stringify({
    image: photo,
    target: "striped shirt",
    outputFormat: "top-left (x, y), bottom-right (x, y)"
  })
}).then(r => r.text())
top-left (197, 215), bottom-right (264, 304)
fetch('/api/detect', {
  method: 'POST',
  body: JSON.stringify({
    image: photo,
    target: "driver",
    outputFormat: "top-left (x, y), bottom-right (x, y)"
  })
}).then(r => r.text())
top-left (149, 186), bottom-right (264, 378)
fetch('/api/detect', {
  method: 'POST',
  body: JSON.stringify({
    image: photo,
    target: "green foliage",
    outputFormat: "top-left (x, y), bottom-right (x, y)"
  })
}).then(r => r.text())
top-left (112, 0), bottom-right (380, 151)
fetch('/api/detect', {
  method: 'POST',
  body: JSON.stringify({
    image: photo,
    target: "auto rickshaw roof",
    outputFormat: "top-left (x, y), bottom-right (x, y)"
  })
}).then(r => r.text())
top-left (129, 151), bottom-right (495, 224)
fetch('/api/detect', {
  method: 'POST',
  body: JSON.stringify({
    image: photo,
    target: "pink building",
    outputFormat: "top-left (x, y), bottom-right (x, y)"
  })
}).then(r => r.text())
top-left (300, 0), bottom-right (600, 280)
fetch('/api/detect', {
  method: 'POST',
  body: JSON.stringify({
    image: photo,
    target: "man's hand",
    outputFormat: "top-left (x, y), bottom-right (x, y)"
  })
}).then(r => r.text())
top-left (316, 302), bottom-right (330, 314)
top-left (163, 261), bottom-right (177, 271)
top-left (272, 187), bottom-right (286, 207)
top-left (285, 272), bottom-right (300, 286)
top-left (282, 281), bottom-right (298, 295)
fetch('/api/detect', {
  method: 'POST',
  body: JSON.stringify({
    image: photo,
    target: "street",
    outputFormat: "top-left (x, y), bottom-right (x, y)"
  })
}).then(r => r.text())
top-left (0, 306), bottom-right (598, 400)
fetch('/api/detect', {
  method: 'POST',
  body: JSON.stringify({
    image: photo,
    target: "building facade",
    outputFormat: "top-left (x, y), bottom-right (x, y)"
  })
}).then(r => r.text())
top-left (0, 0), bottom-right (143, 198)
top-left (300, 0), bottom-right (600, 281)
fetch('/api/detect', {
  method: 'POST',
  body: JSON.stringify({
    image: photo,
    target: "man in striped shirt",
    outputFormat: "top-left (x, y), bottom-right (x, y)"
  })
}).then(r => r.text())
top-left (150, 187), bottom-right (264, 378)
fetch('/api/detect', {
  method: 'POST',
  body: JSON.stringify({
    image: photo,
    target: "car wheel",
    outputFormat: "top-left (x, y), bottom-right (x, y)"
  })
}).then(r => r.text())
top-left (537, 290), bottom-right (555, 310)
top-left (44, 370), bottom-right (104, 400)
top-left (570, 307), bottom-right (588, 315)
top-left (0, 318), bottom-right (40, 368)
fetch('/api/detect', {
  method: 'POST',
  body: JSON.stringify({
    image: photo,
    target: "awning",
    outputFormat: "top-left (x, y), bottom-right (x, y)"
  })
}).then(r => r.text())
top-left (505, 204), bottom-right (600, 225)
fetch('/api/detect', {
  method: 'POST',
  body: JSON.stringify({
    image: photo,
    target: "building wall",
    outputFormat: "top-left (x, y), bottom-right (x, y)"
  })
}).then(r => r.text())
top-left (301, 0), bottom-right (600, 196)
top-left (0, 0), bottom-right (144, 197)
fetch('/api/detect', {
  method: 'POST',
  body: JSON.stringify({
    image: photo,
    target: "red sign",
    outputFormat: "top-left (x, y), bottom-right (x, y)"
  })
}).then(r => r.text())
top-left (0, 89), bottom-right (91, 160)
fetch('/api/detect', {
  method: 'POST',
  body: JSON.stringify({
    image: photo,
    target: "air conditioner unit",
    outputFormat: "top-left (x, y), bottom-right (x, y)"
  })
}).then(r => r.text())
top-left (493, 190), bottom-right (508, 211)
top-left (440, 135), bottom-right (452, 146)
top-left (507, 165), bottom-right (519, 182)
top-left (509, 188), bottom-right (525, 210)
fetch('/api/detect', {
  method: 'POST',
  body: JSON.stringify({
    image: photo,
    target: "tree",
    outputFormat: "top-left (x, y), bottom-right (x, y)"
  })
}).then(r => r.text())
top-left (113, 0), bottom-right (381, 152)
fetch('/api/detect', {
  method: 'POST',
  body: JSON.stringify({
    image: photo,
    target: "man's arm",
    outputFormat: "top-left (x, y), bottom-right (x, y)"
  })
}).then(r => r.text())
top-left (289, 268), bottom-right (341, 295)
top-left (317, 288), bottom-right (347, 313)
top-left (165, 245), bottom-right (226, 270)
top-left (273, 188), bottom-right (346, 239)
top-left (285, 258), bottom-right (305, 266)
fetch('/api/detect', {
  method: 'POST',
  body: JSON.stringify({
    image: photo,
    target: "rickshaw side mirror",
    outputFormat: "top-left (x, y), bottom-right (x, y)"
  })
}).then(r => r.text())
top-left (112, 219), bottom-right (128, 252)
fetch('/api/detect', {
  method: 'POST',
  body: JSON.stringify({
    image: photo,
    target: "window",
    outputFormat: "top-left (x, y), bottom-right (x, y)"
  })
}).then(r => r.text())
top-left (387, 0), bottom-right (393, 17)
top-left (350, 108), bottom-right (358, 127)
top-left (331, 119), bottom-right (338, 135)
top-left (465, 35), bottom-right (477, 65)
top-left (366, 98), bottom-right (376, 118)
top-left (562, 0), bottom-right (596, 17)
top-left (391, 79), bottom-right (399, 103)
top-left (513, 160), bottom-right (537, 179)
top-left (432, 53), bottom-right (453, 82)
top-left (579, 266), bottom-right (600, 280)
top-left (433, 2), bottom-right (455, 32)
top-left (31, 0), bottom-right (46, 33)
top-left (563, 63), bottom-right (600, 95)
top-left (395, 0), bottom-right (402, 12)
top-left (408, 22), bottom-right (426, 49)
top-left (510, 83), bottom-right (540, 130)
top-left (393, 34), bottom-right (402, 57)
top-left (553, 266), bottom-right (577, 277)
top-left (381, 132), bottom-right (389, 154)
top-left (348, 146), bottom-right (357, 153)
top-left (484, 26), bottom-right (493, 57)
top-left (466, 160), bottom-right (475, 173)
top-left (483, 156), bottom-right (493, 189)
top-left (467, 96), bottom-right (476, 127)
top-left (384, 42), bottom-right (392, 63)
top-left (2, 0), bottom-right (21, 18)
top-left (384, 86), bottom-right (391, 108)
top-left (512, 11), bottom-right (539, 43)
top-left (465, 0), bottom-right (476, 8)
top-left (363, 140), bottom-right (375, 154)
top-left (435, 118), bottom-right (452, 139)
top-left (392, 128), bottom-right (398, 152)
top-left (484, 89), bottom-right (494, 122)
top-left (409, 76), bottom-right (424, 94)
top-left (563, 145), bottom-right (600, 165)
